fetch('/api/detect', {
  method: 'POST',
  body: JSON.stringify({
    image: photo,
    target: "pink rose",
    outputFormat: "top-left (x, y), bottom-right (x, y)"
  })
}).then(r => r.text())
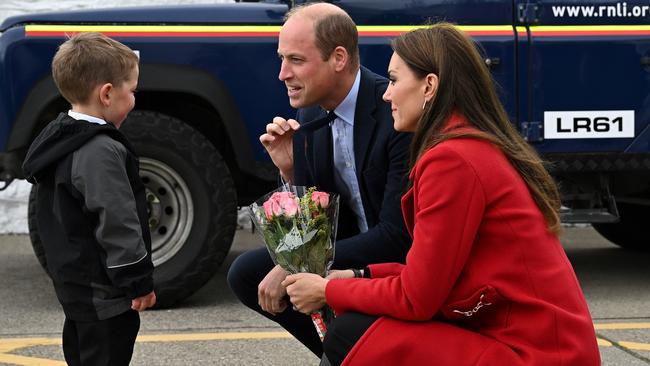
top-left (311, 191), bottom-right (330, 208)
top-left (265, 191), bottom-right (299, 218)
top-left (279, 194), bottom-right (299, 217)
top-left (263, 199), bottom-right (282, 219)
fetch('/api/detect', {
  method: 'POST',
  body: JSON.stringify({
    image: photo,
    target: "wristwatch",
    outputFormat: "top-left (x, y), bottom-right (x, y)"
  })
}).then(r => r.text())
top-left (362, 266), bottom-right (371, 278)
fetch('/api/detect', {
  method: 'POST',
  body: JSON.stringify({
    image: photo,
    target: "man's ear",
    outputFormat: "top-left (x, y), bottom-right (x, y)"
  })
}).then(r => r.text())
top-left (423, 73), bottom-right (439, 103)
top-left (98, 83), bottom-right (113, 107)
top-left (331, 46), bottom-right (349, 72)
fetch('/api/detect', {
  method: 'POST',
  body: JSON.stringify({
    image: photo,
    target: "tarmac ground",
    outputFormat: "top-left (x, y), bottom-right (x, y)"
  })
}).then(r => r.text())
top-left (0, 226), bottom-right (649, 365)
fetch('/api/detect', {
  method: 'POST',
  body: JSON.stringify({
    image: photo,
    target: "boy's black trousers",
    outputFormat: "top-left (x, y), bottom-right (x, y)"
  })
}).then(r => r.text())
top-left (63, 309), bottom-right (140, 366)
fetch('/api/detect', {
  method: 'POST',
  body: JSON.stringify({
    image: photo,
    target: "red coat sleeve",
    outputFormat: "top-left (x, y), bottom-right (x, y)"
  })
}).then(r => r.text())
top-left (366, 262), bottom-right (404, 278)
top-left (326, 144), bottom-right (486, 320)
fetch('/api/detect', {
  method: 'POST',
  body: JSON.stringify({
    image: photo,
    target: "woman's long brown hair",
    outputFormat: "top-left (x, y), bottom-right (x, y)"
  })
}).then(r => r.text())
top-left (393, 23), bottom-right (562, 234)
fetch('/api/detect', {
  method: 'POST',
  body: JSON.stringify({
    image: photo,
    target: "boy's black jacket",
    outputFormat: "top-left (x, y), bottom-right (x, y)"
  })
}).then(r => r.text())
top-left (22, 113), bottom-right (154, 321)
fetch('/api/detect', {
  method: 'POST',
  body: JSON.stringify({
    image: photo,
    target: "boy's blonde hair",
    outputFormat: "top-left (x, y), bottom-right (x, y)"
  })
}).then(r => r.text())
top-left (52, 32), bottom-right (139, 104)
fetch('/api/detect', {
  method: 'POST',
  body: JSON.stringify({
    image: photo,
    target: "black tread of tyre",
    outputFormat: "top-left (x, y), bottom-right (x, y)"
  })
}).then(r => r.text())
top-left (592, 202), bottom-right (648, 251)
top-left (123, 110), bottom-right (237, 308)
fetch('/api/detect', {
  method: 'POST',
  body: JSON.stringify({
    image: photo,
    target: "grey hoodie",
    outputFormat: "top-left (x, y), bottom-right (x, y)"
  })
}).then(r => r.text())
top-left (23, 113), bottom-right (153, 321)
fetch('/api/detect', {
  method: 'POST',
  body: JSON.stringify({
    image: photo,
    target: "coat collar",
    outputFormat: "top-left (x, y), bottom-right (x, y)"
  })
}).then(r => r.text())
top-left (401, 187), bottom-right (415, 238)
top-left (408, 111), bottom-right (471, 181)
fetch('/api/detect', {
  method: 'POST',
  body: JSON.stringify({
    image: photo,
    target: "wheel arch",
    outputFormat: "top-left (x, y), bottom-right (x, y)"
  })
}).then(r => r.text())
top-left (136, 64), bottom-right (256, 175)
top-left (6, 76), bottom-right (66, 175)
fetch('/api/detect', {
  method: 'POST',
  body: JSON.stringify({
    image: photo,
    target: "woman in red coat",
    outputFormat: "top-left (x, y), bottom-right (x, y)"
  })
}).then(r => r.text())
top-left (283, 23), bottom-right (601, 366)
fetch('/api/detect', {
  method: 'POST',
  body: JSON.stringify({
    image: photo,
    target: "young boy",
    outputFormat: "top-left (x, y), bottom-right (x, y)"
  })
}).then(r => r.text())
top-left (22, 32), bottom-right (155, 366)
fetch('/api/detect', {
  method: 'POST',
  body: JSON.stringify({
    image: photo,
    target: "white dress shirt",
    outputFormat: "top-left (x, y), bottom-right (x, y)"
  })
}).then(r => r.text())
top-left (330, 70), bottom-right (368, 233)
top-left (68, 110), bottom-right (107, 125)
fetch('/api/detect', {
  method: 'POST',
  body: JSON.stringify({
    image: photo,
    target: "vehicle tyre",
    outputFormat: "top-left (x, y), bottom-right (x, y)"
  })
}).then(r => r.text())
top-left (592, 202), bottom-right (649, 250)
top-left (27, 110), bottom-right (238, 308)
top-left (122, 110), bottom-right (237, 307)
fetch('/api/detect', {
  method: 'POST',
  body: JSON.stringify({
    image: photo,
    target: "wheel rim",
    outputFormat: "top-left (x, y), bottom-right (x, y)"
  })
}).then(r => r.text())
top-left (139, 158), bottom-right (194, 266)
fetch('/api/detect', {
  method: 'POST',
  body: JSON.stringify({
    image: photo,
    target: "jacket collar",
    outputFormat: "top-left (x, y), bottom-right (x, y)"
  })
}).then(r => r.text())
top-left (332, 69), bottom-right (360, 127)
top-left (352, 66), bottom-right (379, 173)
top-left (311, 66), bottom-right (380, 188)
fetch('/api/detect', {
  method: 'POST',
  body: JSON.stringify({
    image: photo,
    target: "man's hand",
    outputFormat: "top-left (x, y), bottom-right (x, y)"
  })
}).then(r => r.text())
top-left (282, 273), bottom-right (328, 315)
top-left (258, 265), bottom-right (290, 315)
top-left (131, 291), bottom-right (156, 311)
top-left (259, 116), bottom-right (301, 182)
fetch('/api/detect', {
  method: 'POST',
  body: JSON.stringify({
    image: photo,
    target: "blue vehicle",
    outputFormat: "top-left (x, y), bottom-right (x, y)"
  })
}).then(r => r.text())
top-left (0, 0), bottom-right (648, 306)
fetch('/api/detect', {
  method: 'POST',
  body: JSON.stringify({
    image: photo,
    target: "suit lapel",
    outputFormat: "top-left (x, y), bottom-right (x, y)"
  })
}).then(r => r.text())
top-left (306, 67), bottom-right (380, 193)
top-left (311, 111), bottom-right (336, 192)
top-left (353, 67), bottom-right (379, 178)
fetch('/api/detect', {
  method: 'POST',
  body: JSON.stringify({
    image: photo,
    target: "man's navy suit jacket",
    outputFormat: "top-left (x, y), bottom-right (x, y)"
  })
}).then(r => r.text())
top-left (293, 66), bottom-right (412, 269)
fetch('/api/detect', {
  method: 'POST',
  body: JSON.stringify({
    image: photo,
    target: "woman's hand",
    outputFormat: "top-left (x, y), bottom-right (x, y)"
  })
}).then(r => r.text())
top-left (326, 269), bottom-right (356, 280)
top-left (282, 273), bottom-right (328, 314)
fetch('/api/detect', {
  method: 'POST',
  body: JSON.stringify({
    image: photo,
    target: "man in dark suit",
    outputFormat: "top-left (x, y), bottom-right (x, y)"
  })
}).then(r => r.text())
top-left (227, 2), bottom-right (411, 358)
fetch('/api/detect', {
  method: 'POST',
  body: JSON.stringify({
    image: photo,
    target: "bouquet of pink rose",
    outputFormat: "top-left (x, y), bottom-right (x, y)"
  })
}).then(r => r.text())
top-left (249, 185), bottom-right (339, 340)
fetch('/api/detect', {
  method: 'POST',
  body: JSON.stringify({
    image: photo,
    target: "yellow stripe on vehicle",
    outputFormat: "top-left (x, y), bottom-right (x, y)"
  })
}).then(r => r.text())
top-left (24, 24), bottom-right (516, 38)
top-left (25, 24), bottom-right (650, 38)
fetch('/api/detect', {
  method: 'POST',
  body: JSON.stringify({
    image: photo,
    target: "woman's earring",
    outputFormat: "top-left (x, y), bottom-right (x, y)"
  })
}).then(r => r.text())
top-left (422, 100), bottom-right (427, 110)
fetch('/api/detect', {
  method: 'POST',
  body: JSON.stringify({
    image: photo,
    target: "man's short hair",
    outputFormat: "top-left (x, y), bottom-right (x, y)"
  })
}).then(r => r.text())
top-left (285, 4), bottom-right (360, 71)
top-left (314, 13), bottom-right (359, 70)
top-left (52, 32), bottom-right (139, 104)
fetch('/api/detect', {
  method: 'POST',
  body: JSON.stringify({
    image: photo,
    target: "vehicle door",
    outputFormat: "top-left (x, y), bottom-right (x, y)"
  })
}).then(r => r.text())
top-left (517, 0), bottom-right (650, 153)
top-left (337, 0), bottom-right (519, 121)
